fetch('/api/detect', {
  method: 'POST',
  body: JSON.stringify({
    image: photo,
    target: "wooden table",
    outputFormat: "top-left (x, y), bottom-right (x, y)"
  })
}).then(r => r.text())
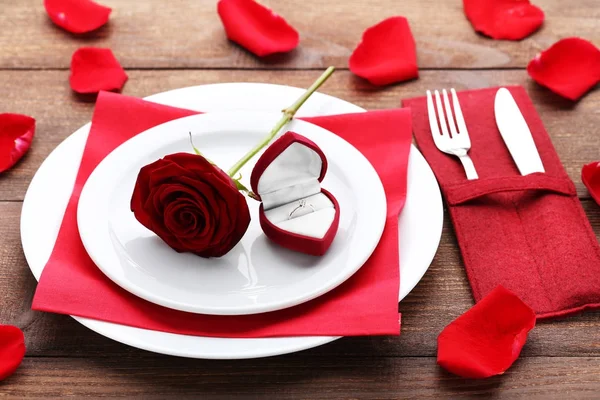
top-left (1, 0), bottom-right (599, 397)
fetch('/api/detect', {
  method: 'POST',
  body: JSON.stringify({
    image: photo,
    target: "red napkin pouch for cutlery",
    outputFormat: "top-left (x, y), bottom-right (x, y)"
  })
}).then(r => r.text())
top-left (404, 85), bottom-right (600, 319)
top-left (250, 131), bottom-right (340, 256)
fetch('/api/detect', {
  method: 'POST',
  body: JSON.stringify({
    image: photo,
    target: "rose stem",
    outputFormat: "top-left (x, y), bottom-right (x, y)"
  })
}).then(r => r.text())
top-left (226, 66), bottom-right (335, 177)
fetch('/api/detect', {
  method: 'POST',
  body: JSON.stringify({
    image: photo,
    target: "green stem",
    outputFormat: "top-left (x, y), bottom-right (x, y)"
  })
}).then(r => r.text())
top-left (189, 132), bottom-right (216, 164)
top-left (227, 66), bottom-right (335, 177)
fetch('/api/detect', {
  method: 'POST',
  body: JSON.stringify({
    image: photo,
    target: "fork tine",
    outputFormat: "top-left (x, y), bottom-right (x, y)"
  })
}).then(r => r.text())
top-left (434, 90), bottom-right (450, 138)
top-left (442, 89), bottom-right (458, 137)
top-left (426, 90), bottom-right (441, 140)
top-left (451, 88), bottom-right (468, 135)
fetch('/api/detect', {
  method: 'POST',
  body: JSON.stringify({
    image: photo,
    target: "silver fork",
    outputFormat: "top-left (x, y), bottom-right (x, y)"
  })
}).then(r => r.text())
top-left (426, 88), bottom-right (478, 180)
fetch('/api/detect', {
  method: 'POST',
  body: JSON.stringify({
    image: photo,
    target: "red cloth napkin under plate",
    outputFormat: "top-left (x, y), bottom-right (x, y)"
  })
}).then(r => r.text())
top-left (31, 91), bottom-right (412, 337)
top-left (404, 85), bottom-right (600, 319)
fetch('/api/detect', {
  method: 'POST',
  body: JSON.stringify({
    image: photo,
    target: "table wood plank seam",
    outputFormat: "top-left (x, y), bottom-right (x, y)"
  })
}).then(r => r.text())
top-left (18, 354), bottom-right (600, 359)
top-left (0, 67), bottom-right (531, 72)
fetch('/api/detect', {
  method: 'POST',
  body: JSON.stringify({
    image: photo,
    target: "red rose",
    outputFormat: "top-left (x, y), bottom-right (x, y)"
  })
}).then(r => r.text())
top-left (131, 153), bottom-right (251, 258)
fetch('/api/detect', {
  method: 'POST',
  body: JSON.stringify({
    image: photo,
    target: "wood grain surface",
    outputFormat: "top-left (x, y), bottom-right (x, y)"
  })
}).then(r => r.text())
top-left (1, 0), bottom-right (600, 398)
top-left (1, 0), bottom-right (599, 70)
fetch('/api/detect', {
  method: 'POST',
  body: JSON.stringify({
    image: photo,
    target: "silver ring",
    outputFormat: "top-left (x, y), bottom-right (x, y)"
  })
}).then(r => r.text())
top-left (288, 199), bottom-right (316, 219)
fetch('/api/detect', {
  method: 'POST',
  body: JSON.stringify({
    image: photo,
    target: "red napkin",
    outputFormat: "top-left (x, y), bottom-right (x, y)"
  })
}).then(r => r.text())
top-left (404, 86), bottom-right (600, 319)
top-left (31, 91), bottom-right (412, 337)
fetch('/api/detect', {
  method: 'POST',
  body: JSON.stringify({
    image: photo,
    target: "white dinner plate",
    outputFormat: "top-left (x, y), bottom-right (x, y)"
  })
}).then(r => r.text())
top-left (21, 83), bottom-right (443, 359)
top-left (77, 112), bottom-right (386, 315)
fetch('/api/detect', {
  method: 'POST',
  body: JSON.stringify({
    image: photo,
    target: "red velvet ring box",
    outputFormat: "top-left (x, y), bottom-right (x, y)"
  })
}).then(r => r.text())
top-left (250, 131), bottom-right (340, 256)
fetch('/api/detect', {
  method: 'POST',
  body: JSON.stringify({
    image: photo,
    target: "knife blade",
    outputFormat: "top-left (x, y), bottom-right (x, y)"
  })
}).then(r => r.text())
top-left (494, 87), bottom-right (545, 175)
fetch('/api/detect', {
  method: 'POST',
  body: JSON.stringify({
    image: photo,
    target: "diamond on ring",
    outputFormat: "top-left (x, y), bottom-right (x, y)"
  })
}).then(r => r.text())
top-left (288, 199), bottom-right (316, 220)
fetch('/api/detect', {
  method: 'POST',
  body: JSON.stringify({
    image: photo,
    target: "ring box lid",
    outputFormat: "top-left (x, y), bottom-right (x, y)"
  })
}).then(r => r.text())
top-left (250, 131), bottom-right (328, 210)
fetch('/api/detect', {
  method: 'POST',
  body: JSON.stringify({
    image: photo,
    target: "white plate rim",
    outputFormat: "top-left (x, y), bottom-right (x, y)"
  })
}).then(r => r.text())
top-left (20, 82), bottom-right (443, 359)
top-left (77, 112), bottom-right (387, 315)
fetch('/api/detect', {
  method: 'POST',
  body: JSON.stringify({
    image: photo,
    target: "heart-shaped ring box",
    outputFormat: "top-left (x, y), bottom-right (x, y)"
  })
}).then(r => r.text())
top-left (250, 131), bottom-right (340, 256)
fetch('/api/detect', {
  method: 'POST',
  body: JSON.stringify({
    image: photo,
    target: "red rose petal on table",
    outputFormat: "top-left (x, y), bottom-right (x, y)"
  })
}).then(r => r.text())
top-left (217, 0), bottom-right (299, 57)
top-left (527, 38), bottom-right (600, 101)
top-left (349, 17), bottom-right (418, 86)
top-left (44, 0), bottom-right (111, 34)
top-left (437, 285), bottom-right (536, 379)
top-left (0, 325), bottom-right (25, 381)
top-left (0, 114), bottom-right (35, 173)
top-left (70, 48), bottom-right (128, 94)
top-left (582, 161), bottom-right (600, 206)
top-left (463, 0), bottom-right (544, 40)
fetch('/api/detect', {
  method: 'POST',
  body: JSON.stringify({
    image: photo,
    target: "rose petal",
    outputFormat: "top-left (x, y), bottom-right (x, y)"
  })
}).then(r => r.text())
top-left (167, 154), bottom-right (242, 204)
top-left (169, 205), bottom-right (204, 238)
top-left (130, 163), bottom-right (153, 217)
top-left (69, 48), bottom-right (128, 94)
top-left (147, 160), bottom-right (191, 187)
top-left (527, 38), bottom-right (600, 101)
top-left (210, 192), bottom-right (235, 241)
top-left (164, 201), bottom-right (205, 237)
top-left (582, 161), bottom-right (600, 206)
top-left (217, 0), bottom-right (299, 57)
top-left (463, 0), bottom-right (544, 40)
top-left (225, 195), bottom-right (251, 251)
top-left (0, 325), bottom-right (25, 381)
top-left (0, 114), bottom-right (35, 173)
top-left (437, 285), bottom-right (536, 379)
top-left (349, 17), bottom-right (418, 86)
top-left (44, 0), bottom-right (111, 34)
top-left (174, 178), bottom-right (222, 236)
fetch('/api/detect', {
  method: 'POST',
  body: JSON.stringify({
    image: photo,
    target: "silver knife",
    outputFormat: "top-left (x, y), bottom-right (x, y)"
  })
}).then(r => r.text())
top-left (494, 88), bottom-right (545, 175)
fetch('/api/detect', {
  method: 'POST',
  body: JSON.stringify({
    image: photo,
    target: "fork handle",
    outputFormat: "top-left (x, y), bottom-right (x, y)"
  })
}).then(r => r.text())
top-left (459, 155), bottom-right (478, 180)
